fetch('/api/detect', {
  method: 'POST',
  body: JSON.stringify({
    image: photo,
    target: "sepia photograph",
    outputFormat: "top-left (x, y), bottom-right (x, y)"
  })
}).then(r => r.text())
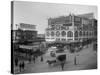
top-left (11, 1), bottom-right (97, 74)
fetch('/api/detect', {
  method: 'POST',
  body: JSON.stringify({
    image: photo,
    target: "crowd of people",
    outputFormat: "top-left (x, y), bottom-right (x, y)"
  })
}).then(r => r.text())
top-left (14, 54), bottom-right (44, 73)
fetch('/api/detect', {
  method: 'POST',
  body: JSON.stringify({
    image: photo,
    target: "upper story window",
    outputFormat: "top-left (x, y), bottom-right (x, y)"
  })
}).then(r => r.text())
top-left (74, 31), bottom-right (78, 37)
top-left (63, 23), bottom-right (72, 26)
top-left (46, 31), bottom-right (50, 37)
top-left (67, 31), bottom-right (73, 37)
top-left (51, 25), bottom-right (55, 30)
top-left (51, 31), bottom-right (55, 36)
top-left (74, 16), bottom-right (81, 23)
top-left (86, 31), bottom-right (88, 36)
top-left (79, 31), bottom-right (82, 36)
top-left (61, 26), bottom-right (66, 30)
top-left (61, 31), bottom-right (66, 37)
top-left (62, 38), bottom-right (66, 41)
top-left (56, 25), bottom-right (60, 30)
top-left (56, 31), bottom-right (60, 37)
top-left (83, 31), bottom-right (85, 36)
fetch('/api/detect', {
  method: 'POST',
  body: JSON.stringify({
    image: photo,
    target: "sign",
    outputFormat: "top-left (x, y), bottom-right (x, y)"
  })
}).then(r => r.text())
top-left (20, 23), bottom-right (36, 30)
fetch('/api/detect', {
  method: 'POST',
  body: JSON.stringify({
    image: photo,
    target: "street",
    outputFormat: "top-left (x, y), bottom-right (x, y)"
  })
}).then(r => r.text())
top-left (14, 43), bottom-right (97, 74)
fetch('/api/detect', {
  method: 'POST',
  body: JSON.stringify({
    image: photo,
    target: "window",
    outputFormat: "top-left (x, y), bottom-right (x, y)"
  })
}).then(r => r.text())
top-left (56, 38), bottom-right (60, 41)
top-left (67, 39), bottom-right (73, 40)
top-left (74, 31), bottom-right (78, 37)
top-left (51, 25), bottom-right (55, 30)
top-left (74, 23), bottom-right (81, 26)
top-left (83, 31), bottom-right (85, 36)
top-left (51, 31), bottom-right (55, 36)
top-left (61, 26), bottom-right (66, 30)
top-left (85, 32), bottom-right (87, 36)
top-left (79, 31), bottom-right (82, 36)
top-left (56, 31), bottom-right (60, 37)
top-left (86, 31), bottom-right (88, 36)
top-left (46, 31), bottom-right (50, 36)
top-left (62, 38), bottom-right (66, 41)
top-left (61, 31), bottom-right (66, 37)
top-left (63, 23), bottom-right (72, 26)
top-left (56, 25), bottom-right (60, 30)
top-left (89, 32), bottom-right (92, 36)
top-left (67, 31), bottom-right (73, 37)
top-left (74, 16), bottom-right (81, 23)
top-left (75, 38), bottom-right (78, 40)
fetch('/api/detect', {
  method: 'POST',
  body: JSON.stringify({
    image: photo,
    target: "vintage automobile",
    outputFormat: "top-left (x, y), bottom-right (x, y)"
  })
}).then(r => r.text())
top-left (46, 54), bottom-right (66, 66)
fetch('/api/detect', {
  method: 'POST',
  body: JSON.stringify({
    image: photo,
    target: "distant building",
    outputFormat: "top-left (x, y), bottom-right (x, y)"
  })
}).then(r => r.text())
top-left (45, 13), bottom-right (97, 43)
top-left (36, 34), bottom-right (45, 42)
top-left (12, 23), bottom-right (37, 43)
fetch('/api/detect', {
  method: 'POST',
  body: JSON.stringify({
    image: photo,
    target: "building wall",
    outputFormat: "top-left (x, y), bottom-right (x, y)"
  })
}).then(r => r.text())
top-left (45, 13), bottom-right (96, 43)
top-left (12, 23), bottom-right (37, 43)
top-left (15, 29), bottom-right (37, 42)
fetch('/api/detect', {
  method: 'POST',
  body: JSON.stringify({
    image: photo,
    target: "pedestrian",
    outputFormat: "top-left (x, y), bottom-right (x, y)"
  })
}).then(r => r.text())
top-left (22, 61), bottom-right (25, 70)
top-left (60, 61), bottom-right (65, 70)
top-left (19, 62), bottom-right (22, 72)
top-left (33, 56), bottom-right (35, 63)
top-left (29, 57), bottom-right (31, 63)
top-left (15, 58), bottom-right (18, 66)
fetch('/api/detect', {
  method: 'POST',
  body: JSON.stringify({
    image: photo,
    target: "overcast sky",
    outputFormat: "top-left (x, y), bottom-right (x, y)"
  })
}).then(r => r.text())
top-left (13, 1), bottom-right (97, 34)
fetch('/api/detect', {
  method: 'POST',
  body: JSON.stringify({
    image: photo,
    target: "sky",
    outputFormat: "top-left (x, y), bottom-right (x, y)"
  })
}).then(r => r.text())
top-left (13, 1), bottom-right (97, 34)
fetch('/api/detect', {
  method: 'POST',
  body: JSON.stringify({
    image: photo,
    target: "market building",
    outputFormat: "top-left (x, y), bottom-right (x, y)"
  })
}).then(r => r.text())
top-left (45, 13), bottom-right (97, 44)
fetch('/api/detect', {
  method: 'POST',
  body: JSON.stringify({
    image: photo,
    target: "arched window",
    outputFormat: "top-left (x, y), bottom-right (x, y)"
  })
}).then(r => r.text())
top-left (67, 31), bottom-right (73, 37)
top-left (74, 31), bottom-right (78, 37)
top-left (51, 31), bottom-right (55, 36)
top-left (56, 31), bottom-right (60, 37)
top-left (61, 31), bottom-right (66, 37)
top-left (79, 31), bottom-right (82, 36)
top-left (46, 31), bottom-right (50, 36)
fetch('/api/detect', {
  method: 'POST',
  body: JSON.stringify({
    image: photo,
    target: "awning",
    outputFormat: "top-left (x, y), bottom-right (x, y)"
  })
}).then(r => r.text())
top-left (19, 45), bottom-right (39, 50)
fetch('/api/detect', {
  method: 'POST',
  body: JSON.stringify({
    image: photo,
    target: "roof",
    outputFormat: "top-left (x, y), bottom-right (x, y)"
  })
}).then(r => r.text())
top-left (77, 13), bottom-right (94, 19)
top-left (19, 45), bottom-right (39, 50)
top-left (19, 23), bottom-right (36, 31)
